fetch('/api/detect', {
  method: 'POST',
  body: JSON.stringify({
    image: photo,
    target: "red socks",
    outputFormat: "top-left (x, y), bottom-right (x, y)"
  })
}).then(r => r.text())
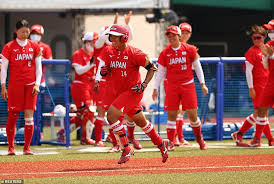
top-left (6, 112), bottom-right (19, 148)
top-left (110, 120), bottom-right (129, 149)
top-left (142, 121), bottom-right (162, 146)
top-left (191, 118), bottom-right (202, 140)
top-left (166, 121), bottom-right (176, 143)
top-left (24, 117), bottom-right (34, 148)
top-left (263, 119), bottom-right (273, 140)
top-left (126, 121), bottom-right (136, 138)
top-left (254, 117), bottom-right (267, 140)
top-left (176, 119), bottom-right (184, 140)
top-left (94, 117), bottom-right (104, 142)
top-left (239, 114), bottom-right (255, 135)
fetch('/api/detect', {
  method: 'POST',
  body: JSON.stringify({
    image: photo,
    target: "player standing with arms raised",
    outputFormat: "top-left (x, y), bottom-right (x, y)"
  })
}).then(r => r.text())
top-left (96, 24), bottom-right (168, 164)
top-left (1, 19), bottom-right (42, 155)
top-left (153, 25), bottom-right (208, 151)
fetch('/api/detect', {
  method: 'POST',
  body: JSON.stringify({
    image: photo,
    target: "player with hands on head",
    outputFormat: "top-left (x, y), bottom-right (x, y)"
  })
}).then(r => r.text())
top-left (95, 24), bottom-right (168, 164)
top-left (1, 19), bottom-right (42, 155)
top-left (153, 25), bottom-right (208, 151)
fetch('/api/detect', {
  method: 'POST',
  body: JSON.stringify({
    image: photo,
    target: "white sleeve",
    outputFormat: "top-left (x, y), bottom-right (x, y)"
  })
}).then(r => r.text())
top-left (192, 57), bottom-right (205, 84)
top-left (35, 56), bottom-right (42, 86)
top-left (153, 64), bottom-right (166, 89)
top-left (262, 56), bottom-right (269, 69)
top-left (95, 26), bottom-right (112, 49)
top-left (245, 61), bottom-right (253, 88)
top-left (72, 63), bottom-right (93, 75)
top-left (95, 57), bottom-right (105, 81)
top-left (126, 24), bottom-right (133, 42)
top-left (1, 56), bottom-right (9, 84)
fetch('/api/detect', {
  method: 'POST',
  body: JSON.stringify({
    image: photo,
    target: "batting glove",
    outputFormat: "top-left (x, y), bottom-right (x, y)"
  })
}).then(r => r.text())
top-left (100, 65), bottom-right (110, 77)
top-left (131, 82), bottom-right (148, 94)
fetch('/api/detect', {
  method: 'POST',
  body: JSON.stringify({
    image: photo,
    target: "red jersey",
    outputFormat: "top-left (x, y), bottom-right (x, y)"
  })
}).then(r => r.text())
top-left (245, 46), bottom-right (269, 89)
top-left (266, 40), bottom-right (274, 80)
top-left (72, 48), bottom-right (95, 84)
top-left (157, 43), bottom-right (197, 84)
top-left (98, 45), bottom-right (147, 93)
top-left (38, 41), bottom-right (52, 84)
top-left (1, 39), bottom-right (40, 85)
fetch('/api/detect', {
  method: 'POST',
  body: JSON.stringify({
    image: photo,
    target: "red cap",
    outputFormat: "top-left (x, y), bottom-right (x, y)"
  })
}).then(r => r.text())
top-left (263, 19), bottom-right (274, 30)
top-left (165, 25), bottom-right (181, 35)
top-left (30, 24), bottom-right (44, 35)
top-left (179, 22), bottom-right (192, 33)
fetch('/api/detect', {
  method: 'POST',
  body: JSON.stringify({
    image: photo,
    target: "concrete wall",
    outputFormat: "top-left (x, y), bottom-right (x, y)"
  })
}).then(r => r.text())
top-left (0, 12), bottom-right (73, 59)
top-left (85, 14), bottom-right (158, 108)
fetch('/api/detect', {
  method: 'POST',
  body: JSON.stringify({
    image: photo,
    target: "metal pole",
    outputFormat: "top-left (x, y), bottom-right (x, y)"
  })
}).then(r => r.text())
top-left (65, 62), bottom-right (71, 148)
top-left (216, 60), bottom-right (224, 140)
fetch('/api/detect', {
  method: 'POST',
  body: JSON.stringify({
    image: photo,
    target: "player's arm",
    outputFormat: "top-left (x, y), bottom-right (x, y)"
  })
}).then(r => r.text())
top-left (1, 55), bottom-right (9, 101)
top-left (32, 53), bottom-right (42, 96)
top-left (132, 56), bottom-right (157, 94)
top-left (72, 57), bottom-right (95, 75)
top-left (95, 26), bottom-right (111, 49)
top-left (192, 53), bottom-right (208, 96)
top-left (152, 63), bottom-right (166, 101)
top-left (245, 60), bottom-right (255, 99)
top-left (124, 11), bottom-right (134, 42)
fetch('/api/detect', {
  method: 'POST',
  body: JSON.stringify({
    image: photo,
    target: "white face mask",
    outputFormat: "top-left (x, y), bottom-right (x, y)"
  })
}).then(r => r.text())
top-left (85, 43), bottom-right (94, 52)
top-left (30, 34), bottom-right (42, 42)
top-left (268, 32), bottom-right (274, 40)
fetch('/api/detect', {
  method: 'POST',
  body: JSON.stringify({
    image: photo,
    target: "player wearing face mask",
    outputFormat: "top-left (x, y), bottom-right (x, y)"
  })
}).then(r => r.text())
top-left (66, 32), bottom-right (98, 145)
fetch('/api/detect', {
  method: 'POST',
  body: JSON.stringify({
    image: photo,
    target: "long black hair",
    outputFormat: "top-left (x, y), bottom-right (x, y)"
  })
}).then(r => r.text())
top-left (13, 19), bottom-right (29, 39)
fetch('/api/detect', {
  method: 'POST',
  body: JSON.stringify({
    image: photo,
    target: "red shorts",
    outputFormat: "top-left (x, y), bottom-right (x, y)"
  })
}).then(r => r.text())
top-left (252, 86), bottom-right (264, 109)
top-left (71, 82), bottom-right (93, 108)
top-left (164, 82), bottom-right (197, 110)
top-left (8, 83), bottom-right (37, 111)
top-left (94, 80), bottom-right (106, 106)
top-left (259, 80), bottom-right (274, 108)
top-left (112, 90), bottom-right (143, 118)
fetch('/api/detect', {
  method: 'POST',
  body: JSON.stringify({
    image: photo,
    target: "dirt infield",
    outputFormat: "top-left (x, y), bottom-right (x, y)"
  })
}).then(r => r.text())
top-left (0, 154), bottom-right (273, 179)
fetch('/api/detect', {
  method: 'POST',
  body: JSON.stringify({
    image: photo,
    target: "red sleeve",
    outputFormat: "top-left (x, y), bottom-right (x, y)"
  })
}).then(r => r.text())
top-left (187, 44), bottom-right (197, 63)
top-left (1, 43), bottom-right (11, 60)
top-left (245, 48), bottom-right (255, 65)
top-left (157, 49), bottom-right (166, 67)
top-left (72, 51), bottom-right (83, 65)
top-left (33, 42), bottom-right (41, 58)
top-left (132, 47), bottom-right (147, 67)
top-left (98, 47), bottom-right (109, 66)
top-left (44, 44), bottom-right (52, 59)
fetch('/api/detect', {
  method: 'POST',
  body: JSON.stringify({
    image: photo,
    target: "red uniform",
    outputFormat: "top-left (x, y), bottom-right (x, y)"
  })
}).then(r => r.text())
top-left (245, 46), bottom-right (269, 109)
top-left (158, 43), bottom-right (197, 110)
top-left (98, 45), bottom-right (147, 117)
top-left (93, 45), bottom-right (107, 106)
top-left (38, 41), bottom-right (52, 84)
top-left (1, 39), bottom-right (40, 111)
top-left (260, 40), bottom-right (274, 107)
top-left (71, 48), bottom-right (95, 108)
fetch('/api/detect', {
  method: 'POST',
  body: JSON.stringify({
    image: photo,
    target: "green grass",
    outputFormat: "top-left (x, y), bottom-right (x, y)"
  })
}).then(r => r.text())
top-left (23, 170), bottom-right (274, 184)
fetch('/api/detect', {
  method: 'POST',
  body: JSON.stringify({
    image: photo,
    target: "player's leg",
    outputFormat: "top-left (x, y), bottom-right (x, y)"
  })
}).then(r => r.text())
top-left (186, 109), bottom-right (207, 150)
top-left (79, 104), bottom-right (95, 145)
top-left (166, 110), bottom-right (177, 150)
top-left (262, 110), bottom-right (274, 146)
top-left (126, 115), bottom-right (142, 150)
top-left (94, 105), bottom-right (106, 147)
top-left (6, 83), bottom-right (24, 155)
top-left (232, 111), bottom-right (257, 145)
top-left (129, 110), bottom-right (168, 163)
top-left (23, 84), bottom-right (38, 155)
top-left (107, 105), bottom-right (134, 164)
top-left (175, 110), bottom-right (190, 146)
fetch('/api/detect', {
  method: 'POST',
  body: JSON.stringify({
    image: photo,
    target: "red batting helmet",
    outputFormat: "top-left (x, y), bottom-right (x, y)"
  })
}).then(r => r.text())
top-left (30, 24), bottom-right (44, 35)
top-left (263, 19), bottom-right (274, 30)
top-left (108, 24), bottom-right (129, 43)
top-left (179, 22), bottom-right (192, 33)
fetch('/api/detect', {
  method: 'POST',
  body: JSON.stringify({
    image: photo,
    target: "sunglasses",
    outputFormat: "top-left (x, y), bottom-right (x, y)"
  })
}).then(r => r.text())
top-left (252, 35), bottom-right (263, 40)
